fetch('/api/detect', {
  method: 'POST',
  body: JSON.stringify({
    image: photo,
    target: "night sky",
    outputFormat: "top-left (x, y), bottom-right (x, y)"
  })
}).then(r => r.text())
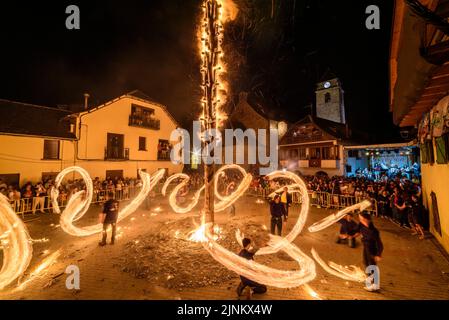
top-left (0, 0), bottom-right (396, 141)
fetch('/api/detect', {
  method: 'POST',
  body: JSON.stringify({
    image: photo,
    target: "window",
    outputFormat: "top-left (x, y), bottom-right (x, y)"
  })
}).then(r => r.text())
top-left (298, 148), bottom-right (307, 160)
top-left (420, 140), bottom-right (435, 164)
top-left (106, 133), bottom-right (127, 160)
top-left (430, 191), bottom-right (441, 236)
top-left (157, 139), bottom-right (171, 160)
top-left (43, 140), bottom-right (60, 160)
top-left (290, 149), bottom-right (299, 159)
top-left (0, 174), bottom-right (20, 187)
top-left (105, 170), bottom-right (123, 180)
top-left (435, 134), bottom-right (448, 164)
top-left (129, 104), bottom-right (160, 130)
top-left (322, 147), bottom-right (331, 160)
top-left (310, 147), bottom-right (321, 159)
top-left (138, 136), bottom-right (147, 151)
top-left (325, 92), bottom-right (331, 103)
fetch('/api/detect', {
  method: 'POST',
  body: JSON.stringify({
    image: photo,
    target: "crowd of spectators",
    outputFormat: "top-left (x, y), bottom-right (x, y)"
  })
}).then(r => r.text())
top-left (0, 176), bottom-right (143, 214)
top-left (1, 169), bottom-right (427, 240)
top-left (303, 173), bottom-right (426, 239)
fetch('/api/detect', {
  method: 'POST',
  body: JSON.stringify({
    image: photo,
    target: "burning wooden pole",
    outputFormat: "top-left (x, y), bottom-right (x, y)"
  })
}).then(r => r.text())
top-left (199, 0), bottom-right (225, 224)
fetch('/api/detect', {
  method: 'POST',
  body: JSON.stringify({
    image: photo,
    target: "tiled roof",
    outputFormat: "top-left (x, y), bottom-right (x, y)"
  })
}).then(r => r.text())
top-left (0, 99), bottom-right (76, 139)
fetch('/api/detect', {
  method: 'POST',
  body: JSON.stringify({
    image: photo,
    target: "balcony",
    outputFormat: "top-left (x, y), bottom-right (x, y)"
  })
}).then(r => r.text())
top-left (296, 159), bottom-right (339, 169)
top-left (104, 147), bottom-right (129, 161)
top-left (129, 115), bottom-right (160, 130)
top-left (157, 150), bottom-right (171, 161)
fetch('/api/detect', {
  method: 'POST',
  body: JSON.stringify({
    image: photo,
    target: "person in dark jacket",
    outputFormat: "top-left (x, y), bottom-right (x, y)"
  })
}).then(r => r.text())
top-left (356, 212), bottom-right (383, 292)
top-left (236, 238), bottom-right (267, 299)
top-left (270, 195), bottom-right (287, 236)
top-left (99, 192), bottom-right (119, 246)
top-left (408, 194), bottom-right (425, 240)
top-left (356, 212), bottom-right (383, 267)
top-left (336, 213), bottom-right (358, 248)
top-left (279, 186), bottom-right (292, 216)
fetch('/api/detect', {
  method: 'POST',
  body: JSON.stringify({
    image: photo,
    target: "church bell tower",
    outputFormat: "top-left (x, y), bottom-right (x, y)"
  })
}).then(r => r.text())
top-left (315, 77), bottom-right (346, 124)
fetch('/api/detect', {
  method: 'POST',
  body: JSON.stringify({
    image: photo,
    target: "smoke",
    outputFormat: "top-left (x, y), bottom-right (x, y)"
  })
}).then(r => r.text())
top-left (221, 0), bottom-right (239, 22)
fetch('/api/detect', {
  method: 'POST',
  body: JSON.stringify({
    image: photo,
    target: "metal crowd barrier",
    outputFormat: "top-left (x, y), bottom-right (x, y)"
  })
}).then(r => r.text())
top-left (9, 185), bottom-right (151, 218)
top-left (11, 183), bottom-right (377, 218)
top-left (309, 191), bottom-right (378, 215)
top-left (247, 188), bottom-right (378, 215)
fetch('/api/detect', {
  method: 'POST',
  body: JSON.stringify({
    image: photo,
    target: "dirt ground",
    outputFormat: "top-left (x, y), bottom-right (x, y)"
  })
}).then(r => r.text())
top-left (1, 195), bottom-right (449, 300)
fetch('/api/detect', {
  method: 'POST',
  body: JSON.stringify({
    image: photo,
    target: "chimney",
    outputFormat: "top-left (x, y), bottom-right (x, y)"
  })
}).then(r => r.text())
top-left (83, 93), bottom-right (90, 110)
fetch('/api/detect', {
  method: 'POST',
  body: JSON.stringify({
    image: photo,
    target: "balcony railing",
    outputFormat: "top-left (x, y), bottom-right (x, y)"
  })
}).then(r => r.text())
top-left (157, 150), bottom-right (171, 161)
top-left (104, 147), bottom-right (129, 160)
top-left (129, 115), bottom-right (160, 130)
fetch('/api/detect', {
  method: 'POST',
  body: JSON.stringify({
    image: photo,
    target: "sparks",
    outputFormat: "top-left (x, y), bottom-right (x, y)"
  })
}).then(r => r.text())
top-left (14, 249), bottom-right (61, 291)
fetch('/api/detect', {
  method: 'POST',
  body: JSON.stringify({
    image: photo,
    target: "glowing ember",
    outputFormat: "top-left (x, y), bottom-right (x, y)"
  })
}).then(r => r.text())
top-left (303, 284), bottom-right (322, 300)
top-left (188, 224), bottom-right (208, 243)
top-left (14, 249), bottom-right (61, 291)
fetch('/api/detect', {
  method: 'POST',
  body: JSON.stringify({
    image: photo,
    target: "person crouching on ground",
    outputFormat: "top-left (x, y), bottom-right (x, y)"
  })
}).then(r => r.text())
top-left (236, 238), bottom-right (267, 299)
top-left (99, 192), bottom-right (119, 246)
top-left (270, 194), bottom-right (287, 236)
top-left (355, 212), bottom-right (383, 292)
top-left (336, 213), bottom-right (358, 248)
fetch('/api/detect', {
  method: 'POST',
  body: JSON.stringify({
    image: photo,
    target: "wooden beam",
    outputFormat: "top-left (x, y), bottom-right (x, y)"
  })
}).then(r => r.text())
top-left (422, 40), bottom-right (449, 65)
top-left (427, 75), bottom-right (449, 87)
top-left (421, 92), bottom-right (445, 99)
top-left (421, 85), bottom-right (449, 95)
top-left (415, 98), bottom-right (439, 105)
top-left (432, 63), bottom-right (449, 78)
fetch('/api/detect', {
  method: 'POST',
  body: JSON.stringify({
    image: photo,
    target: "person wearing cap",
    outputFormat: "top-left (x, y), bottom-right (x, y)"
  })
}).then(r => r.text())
top-left (270, 194), bottom-right (287, 236)
top-left (336, 213), bottom-right (358, 248)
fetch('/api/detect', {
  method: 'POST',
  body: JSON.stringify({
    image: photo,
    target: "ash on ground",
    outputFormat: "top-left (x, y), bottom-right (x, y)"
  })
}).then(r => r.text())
top-left (116, 217), bottom-right (273, 289)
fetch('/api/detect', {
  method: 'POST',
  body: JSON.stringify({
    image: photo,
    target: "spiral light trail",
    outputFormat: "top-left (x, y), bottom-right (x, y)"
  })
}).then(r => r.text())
top-left (53, 166), bottom-right (165, 237)
top-left (0, 194), bottom-right (33, 290)
top-left (1, 164), bottom-right (370, 292)
top-left (308, 200), bottom-right (372, 233)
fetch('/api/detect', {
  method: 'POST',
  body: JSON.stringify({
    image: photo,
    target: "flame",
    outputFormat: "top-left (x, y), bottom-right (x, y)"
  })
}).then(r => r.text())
top-left (188, 224), bottom-right (208, 243)
top-left (14, 249), bottom-right (61, 291)
top-left (0, 194), bottom-right (33, 290)
top-left (308, 200), bottom-right (372, 233)
top-left (220, 0), bottom-right (238, 22)
top-left (53, 167), bottom-right (165, 237)
top-left (198, 0), bottom-right (238, 127)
